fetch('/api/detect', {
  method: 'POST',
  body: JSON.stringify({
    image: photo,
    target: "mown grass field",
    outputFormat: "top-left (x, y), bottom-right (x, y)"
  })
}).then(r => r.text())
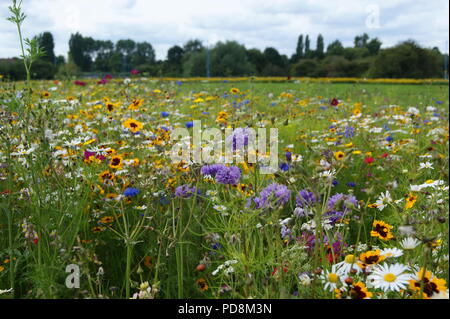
top-left (0, 78), bottom-right (448, 299)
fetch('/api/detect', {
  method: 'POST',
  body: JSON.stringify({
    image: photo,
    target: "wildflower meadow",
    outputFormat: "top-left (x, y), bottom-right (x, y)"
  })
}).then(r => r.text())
top-left (0, 0), bottom-right (449, 301)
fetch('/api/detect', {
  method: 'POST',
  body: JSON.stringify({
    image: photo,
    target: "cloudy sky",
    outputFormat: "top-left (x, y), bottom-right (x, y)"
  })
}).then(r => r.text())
top-left (0, 0), bottom-right (448, 60)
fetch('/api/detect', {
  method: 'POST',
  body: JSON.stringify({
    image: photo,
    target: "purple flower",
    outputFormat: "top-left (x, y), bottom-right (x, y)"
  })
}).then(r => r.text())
top-left (324, 211), bottom-right (344, 225)
top-left (327, 193), bottom-right (358, 213)
top-left (285, 152), bottom-right (292, 162)
top-left (175, 185), bottom-right (197, 198)
top-left (200, 164), bottom-right (225, 177)
top-left (215, 166), bottom-right (241, 185)
top-left (250, 183), bottom-right (291, 209)
top-left (279, 163), bottom-right (289, 172)
top-left (226, 128), bottom-right (254, 151)
top-left (295, 190), bottom-right (317, 208)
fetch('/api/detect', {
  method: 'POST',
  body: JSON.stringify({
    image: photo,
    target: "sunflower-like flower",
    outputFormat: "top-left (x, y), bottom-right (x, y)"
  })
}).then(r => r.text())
top-left (123, 118), bottom-right (144, 133)
top-left (109, 155), bottom-right (124, 169)
top-left (408, 268), bottom-right (448, 299)
top-left (357, 249), bottom-right (386, 270)
top-left (348, 282), bottom-right (372, 299)
top-left (405, 193), bottom-right (418, 210)
top-left (196, 278), bottom-right (209, 291)
top-left (128, 99), bottom-right (144, 110)
top-left (370, 220), bottom-right (394, 241)
top-left (334, 151), bottom-right (345, 161)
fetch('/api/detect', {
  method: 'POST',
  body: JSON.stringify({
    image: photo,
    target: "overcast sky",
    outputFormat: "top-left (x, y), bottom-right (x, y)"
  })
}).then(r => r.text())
top-left (0, 0), bottom-right (448, 60)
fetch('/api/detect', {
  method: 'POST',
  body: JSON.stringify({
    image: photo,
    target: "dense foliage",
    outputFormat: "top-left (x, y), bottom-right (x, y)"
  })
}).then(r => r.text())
top-left (1, 32), bottom-right (448, 80)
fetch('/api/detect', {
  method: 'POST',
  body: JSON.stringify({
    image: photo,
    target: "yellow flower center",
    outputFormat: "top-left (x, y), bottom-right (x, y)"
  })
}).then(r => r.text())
top-left (328, 273), bottom-right (339, 283)
top-left (345, 254), bottom-right (356, 264)
top-left (384, 273), bottom-right (396, 282)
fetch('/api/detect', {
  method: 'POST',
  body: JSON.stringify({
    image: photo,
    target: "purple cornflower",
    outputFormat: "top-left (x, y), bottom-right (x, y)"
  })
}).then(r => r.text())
top-left (200, 164), bottom-right (225, 177)
top-left (215, 166), bottom-right (241, 185)
top-left (295, 190), bottom-right (317, 208)
top-left (324, 211), bottom-right (345, 225)
top-left (327, 193), bottom-right (358, 212)
top-left (174, 185), bottom-right (197, 198)
top-left (250, 183), bottom-right (291, 209)
top-left (226, 128), bottom-right (254, 151)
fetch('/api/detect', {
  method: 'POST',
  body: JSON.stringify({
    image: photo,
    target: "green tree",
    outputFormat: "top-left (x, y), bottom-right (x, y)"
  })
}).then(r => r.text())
top-left (116, 39), bottom-right (136, 72)
top-left (316, 34), bottom-right (325, 59)
top-left (291, 35), bottom-right (304, 63)
top-left (132, 42), bottom-right (156, 66)
top-left (38, 32), bottom-right (55, 64)
top-left (366, 38), bottom-right (382, 55)
top-left (326, 40), bottom-right (344, 56)
top-left (369, 40), bottom-right (442, 78)
top-left (182, 49), bottom-right (206, 77)
top-left (246, 48), bottom-right (267, 75)
top-left (304, 35), bottom-right (312, 58)
top-left (210, 41), bottom-right (255, 76)
top-left (183, 39), bottom-right (204, 54)
top-left (166, 45), bottom-right (185, 76)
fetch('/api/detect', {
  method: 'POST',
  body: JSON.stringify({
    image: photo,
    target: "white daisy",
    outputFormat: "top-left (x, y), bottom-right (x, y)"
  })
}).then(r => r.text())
top-left (380, 247), bottom-right (403, 258)
top-left (400, 237), bottom-right (420, 250)
top-left (335, 254), bottom-right (362, 274)
top-left (320, 265), bottom-right (345, 292)
top-left (368, 263), bottom-right (411, 292)
top-left (375, 191), bottom-right (392, 211)
top-left (419, 162), bottom-right (434, 170)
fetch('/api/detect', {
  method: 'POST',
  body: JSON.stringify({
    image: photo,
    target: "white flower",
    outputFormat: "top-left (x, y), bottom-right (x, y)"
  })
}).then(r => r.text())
top-left (335, 254), bottom-right (362, 274)
top-left (320, 265), bottom-right (345, 292)
top-left (419, 162), bottom-right (434, 170)
top-left (0, 288), bottom-right (13, 295)
top-left (299, 273), bottom-right (311, 286)
top-left (400, 237), bottom-right (420, 250)
top-left (380, 247), bottom-right (403, 258)
top-left (375, 191), bottom-right (392, 211)
top-left (213, 205), bottom-right (227, 212)
top-left (368, 263), bottom-right (411, 292)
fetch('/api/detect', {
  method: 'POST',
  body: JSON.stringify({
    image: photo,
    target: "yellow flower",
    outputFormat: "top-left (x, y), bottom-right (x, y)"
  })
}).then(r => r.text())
top-left (370, 220), bottom-right (394, 241)
top-left (334, 151), bottom-right (345, 161)
top-left (408, 268), bottom-right (448, 299)
top-left (109, 155), bottom-right (124, 169)
top-left (128, 99), bottom-right (144, 110)
top-left (358, 250), bottom-right (386, 269)
top-left (230, 88), bottom-right (240, 94)
top-left (196, 278), bottom-right (209, 291)
top-left (405, 193), bottom-right (417, 210)
top-left (123, 118), bottom-right (144, 133)
top-left (349, 282), bottom-right (372, 299)
top-left (41, 91), bottom-right (51, 98)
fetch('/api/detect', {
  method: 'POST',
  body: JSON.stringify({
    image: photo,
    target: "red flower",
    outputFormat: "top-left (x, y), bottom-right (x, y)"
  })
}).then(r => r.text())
top-left (130, 69), bottom-right (139, 75)
top-left (74, 80), bottom-right (86, 86)
top-left (330, 98), bottom-right (339, 106)
top-left (364, 157), bottom-right (374, 164)
top-left (380, 153), bottom-right (389, 158)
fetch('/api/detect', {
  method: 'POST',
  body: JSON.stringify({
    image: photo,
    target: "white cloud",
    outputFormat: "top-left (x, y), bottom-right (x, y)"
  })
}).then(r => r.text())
top-left (0, 0), bottom-right (448, 60)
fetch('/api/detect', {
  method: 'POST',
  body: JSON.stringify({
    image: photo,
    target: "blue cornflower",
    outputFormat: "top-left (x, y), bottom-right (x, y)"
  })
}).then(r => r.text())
top-left (279, 163), bottom-right (289, 172)
top-left (185, 121), bottom-right (194, 129)
top-left (161, 111), bottom-right (170, 118)
top-left (124, 187), bottom-right (140, 197)
top-left (346, 182), bottom-right (356, 188)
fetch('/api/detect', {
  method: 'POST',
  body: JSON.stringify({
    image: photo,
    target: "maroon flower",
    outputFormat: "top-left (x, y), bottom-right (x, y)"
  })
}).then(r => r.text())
top-left (330, 98), bottom-right (339, 106)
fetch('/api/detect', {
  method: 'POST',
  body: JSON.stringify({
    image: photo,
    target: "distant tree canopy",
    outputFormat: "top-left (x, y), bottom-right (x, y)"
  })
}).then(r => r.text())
top-left (1, 31), bottom-right (447, 80)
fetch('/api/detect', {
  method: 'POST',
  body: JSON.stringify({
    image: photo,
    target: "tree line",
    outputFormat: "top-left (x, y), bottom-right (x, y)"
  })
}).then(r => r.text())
top-left (0, 31), bottom-right (447, 80)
